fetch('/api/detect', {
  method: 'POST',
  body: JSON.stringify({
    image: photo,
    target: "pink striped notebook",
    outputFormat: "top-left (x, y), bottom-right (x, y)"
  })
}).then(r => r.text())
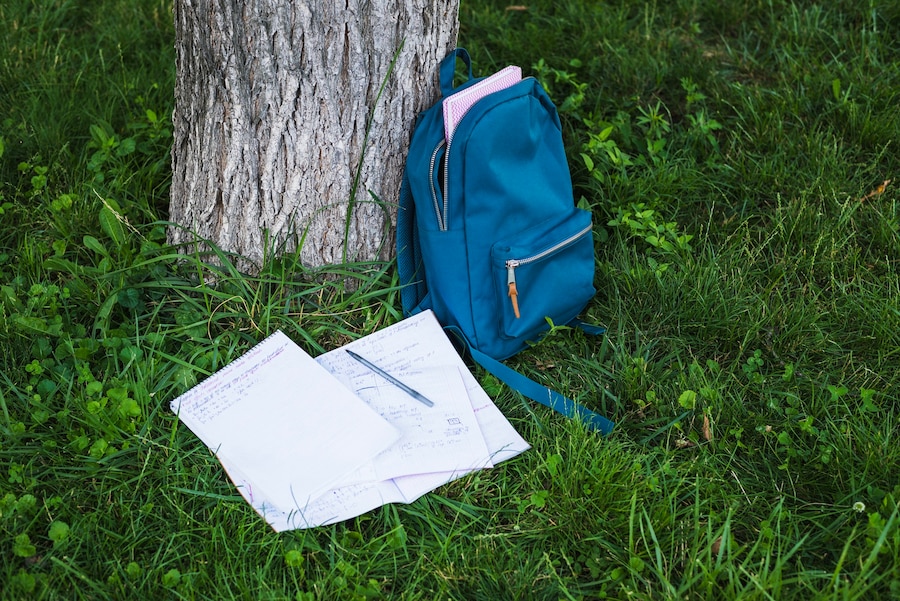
top-left (442, 65), bottom-right (522, 143)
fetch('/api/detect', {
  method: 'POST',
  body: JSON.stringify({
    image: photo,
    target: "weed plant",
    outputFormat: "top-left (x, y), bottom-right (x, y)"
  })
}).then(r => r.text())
top-left (1, 0), bottom-right (899, 599)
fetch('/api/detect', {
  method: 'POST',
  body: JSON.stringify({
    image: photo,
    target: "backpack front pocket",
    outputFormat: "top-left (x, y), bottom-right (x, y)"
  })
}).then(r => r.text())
top-left (490, 209), bottom-right (596, 341)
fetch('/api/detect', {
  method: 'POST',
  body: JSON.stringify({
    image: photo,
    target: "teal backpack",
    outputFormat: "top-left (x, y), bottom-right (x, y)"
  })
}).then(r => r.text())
top-left (397, 49), bottom-right (614, 435)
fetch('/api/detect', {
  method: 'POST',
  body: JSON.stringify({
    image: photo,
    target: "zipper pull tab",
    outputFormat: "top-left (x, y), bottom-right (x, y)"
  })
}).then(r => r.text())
top-left (506, 260), bottom-right (521, 319)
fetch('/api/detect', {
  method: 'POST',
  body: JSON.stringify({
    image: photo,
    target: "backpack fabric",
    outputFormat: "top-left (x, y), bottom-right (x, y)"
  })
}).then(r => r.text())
top-left (396, 48), bottom-right (614, 435)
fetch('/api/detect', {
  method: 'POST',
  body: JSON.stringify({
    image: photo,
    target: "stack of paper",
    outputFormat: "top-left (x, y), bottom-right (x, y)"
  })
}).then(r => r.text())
top-left (170, 310), bottom-right (529, 531)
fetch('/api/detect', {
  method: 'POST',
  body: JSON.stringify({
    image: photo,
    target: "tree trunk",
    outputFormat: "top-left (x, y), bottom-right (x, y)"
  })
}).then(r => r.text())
top-left (169, 0), bottom-right (459, 271)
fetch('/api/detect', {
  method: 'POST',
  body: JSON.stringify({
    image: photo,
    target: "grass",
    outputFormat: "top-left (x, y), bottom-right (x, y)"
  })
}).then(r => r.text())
top-left (1, 0), bottom-right (899, 598)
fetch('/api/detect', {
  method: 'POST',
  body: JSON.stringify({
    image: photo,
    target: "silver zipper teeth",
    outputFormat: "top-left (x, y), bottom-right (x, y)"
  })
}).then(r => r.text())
top-left (509, 223), bottom-right (593, 267)
top-left (428, 140), bottom-right (446, 230)
top-left (442, 139), bottom-right (451, 231)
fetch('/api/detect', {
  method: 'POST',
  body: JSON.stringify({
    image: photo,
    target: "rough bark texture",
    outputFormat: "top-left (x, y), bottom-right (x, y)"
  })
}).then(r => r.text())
top-left (169, 0), bottom-right (459, 270)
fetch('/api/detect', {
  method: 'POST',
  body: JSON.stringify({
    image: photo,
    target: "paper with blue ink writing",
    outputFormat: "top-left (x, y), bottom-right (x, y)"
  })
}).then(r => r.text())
top-left (171, 310), bottom-right (529, 531)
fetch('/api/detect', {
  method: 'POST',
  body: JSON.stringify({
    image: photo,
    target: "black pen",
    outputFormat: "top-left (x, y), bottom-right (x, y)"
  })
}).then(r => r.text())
top-left (345, 350), bottom-right (435, 408)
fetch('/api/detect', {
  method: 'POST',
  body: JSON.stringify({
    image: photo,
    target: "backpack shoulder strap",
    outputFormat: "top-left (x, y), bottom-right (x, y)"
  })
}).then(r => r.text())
top-left (470, 346), bottom-right (615, 435)
top-left (449, 328), bottom-right (614, 435)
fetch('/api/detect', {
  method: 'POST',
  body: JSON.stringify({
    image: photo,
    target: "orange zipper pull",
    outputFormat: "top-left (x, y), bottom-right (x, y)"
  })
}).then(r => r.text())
top-left (506, 261), bottom-right (521, 319)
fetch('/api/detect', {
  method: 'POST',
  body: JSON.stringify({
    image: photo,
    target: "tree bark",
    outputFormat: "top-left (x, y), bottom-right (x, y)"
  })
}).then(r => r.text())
top-left (169, 0), bottom-right (459, 271)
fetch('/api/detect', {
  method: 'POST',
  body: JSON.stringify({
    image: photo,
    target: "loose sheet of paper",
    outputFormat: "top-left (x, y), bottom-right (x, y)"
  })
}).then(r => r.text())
top-left (169, 331), bottom-right (400, 510)
top-left (314, 311), bottom-right (528, 523)
top-left (325, 364), bottom-right (490, 482)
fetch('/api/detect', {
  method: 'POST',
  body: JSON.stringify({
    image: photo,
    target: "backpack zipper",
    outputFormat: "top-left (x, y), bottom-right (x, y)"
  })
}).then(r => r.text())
top-left (442, 139), bottom-right (451, 231)
top-left (505, 223), bottom-right (593, 319)
top-left (429, 139), bottom-right (446, 230)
